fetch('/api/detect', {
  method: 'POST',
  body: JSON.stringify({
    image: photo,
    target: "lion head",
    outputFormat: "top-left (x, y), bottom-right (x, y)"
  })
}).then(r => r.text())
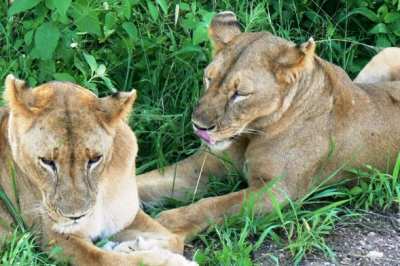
top-left (4, 75), bottom-right (137, 231)
top-left (192, 11), bottom-right (316, 150)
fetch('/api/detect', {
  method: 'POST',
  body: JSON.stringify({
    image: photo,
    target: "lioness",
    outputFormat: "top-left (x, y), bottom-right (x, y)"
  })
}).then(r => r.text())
top-left (137, 11), bottom-right (400, 240)
top-left (354, 47), bottom-right (400, 84)
top-left (0, 75), bottom-right (196, 266)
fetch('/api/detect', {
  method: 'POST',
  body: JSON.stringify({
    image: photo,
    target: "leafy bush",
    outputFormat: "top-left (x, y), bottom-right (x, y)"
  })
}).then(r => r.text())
top-left (1, 0), bottom-right (400, 172)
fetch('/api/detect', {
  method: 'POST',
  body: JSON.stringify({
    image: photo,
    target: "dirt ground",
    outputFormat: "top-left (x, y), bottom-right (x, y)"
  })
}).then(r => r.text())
top-left (254, 211), bottom-right (400, 266)
top-left (186, 210), bottom-right (400, 265)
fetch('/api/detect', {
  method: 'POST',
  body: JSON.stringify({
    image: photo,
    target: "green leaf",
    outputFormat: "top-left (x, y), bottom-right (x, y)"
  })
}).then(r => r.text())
top-left (384, 12), bottom-right (400, 23)
top-left (53, 0), bottom-right (71, 16)
top-left (72, 6), bottom-right (101, 36)
top-left (32, 22), bottom-right (60, 60)
top-left (105, 13), bottom-right (117, 31)
top-left (122, 22), bottom-right (138, 40)
top-left (193, 24), bottom-right (208, 45)
top-left (369, 23), bottom-right (388, 34)
top-left (179, 3), bottom-right (190, 11)
top-left (351, 7), bottom-right (380, 22)
top-left (83, 53), bottom-right (98, 75)
top-left (53, 73), bottom-right (76, 82)
top-left (350, 186), bottom-right (363, 195)
top-left (101, 76), bottom-right (116, 92)
top-left (156, 0), bottom-right (168, 15)
top-left (8, 0), bottom-right (41, 16)
top-left (147, 0), bottom-right (159, 21)
top-left (24, 30), bottom-right (34, 45)
top-left (96, 64), bottom-right (106, 77)
top-left (121, 0), bottom-right (132, 19)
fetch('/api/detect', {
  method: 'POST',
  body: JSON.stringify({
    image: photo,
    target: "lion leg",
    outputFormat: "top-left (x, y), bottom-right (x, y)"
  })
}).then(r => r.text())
top-left (137, 138), bottom-right (247, 203)
top-left (44, 229), bottom-right (196, 266)
top-left (111, 209), bottom-right (184, 254)
top-left (354, 47), bottom-right (400, 83)
top-left (156, 183), bottom-right (291, 241)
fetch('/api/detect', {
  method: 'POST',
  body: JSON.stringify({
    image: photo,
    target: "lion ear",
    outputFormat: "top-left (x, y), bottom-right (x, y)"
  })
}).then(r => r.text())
top-left (275, 37), bottom-right (316, 84)
top-left (208, 11), bottom-right (242, 54)
top-left (4, 74), bottom-right (34, 117)
top-left (97, 89), bottom-right (137, 125)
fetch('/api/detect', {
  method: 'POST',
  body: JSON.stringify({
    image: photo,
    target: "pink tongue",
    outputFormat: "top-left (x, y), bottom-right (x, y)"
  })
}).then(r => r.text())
top-left (195, 130), bottom-right (215, 145)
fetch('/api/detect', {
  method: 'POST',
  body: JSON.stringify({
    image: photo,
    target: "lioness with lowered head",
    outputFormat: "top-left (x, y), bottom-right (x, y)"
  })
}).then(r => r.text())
top-left (138, 11), bottom-right (400, 240)
top-left (0, 75), bottom-right (196, 265)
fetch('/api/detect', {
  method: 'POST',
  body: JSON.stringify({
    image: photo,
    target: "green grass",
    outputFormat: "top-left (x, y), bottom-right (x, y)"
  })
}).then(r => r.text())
top-left (189, 158), bottom-right (400, 266)
top-left (1, 0), bottom-right (400, 265)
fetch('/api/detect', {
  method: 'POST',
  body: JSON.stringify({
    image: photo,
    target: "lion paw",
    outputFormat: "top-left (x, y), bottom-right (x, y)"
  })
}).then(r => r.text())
top-left (111, 243), bottom-right (197, 266)
top-left (111, 235), bottom-right (171, 253)
top-left (158, 250), bottom-right (198, 266)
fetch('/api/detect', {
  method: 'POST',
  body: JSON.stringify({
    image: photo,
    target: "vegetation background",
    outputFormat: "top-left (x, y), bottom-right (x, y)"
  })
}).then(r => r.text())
top-left (1, 0), bottom-right (400, 265)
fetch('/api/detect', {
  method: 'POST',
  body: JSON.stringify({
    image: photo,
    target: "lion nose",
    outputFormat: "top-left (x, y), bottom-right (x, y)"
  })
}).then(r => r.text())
top-left (192, 120), bottom-right (216, 131)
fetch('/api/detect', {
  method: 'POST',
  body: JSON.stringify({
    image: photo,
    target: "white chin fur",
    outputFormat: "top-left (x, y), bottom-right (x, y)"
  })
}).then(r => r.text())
top-left (52, 220), bottom-right (84, 235)
top-left (208, 140), bottom-right (232, 151)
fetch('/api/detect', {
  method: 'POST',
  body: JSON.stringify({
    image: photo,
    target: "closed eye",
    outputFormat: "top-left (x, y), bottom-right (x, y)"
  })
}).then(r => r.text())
top-left (88, 155), bottom-right (103, 170)
top-left (231, 90), bottom-right (252, 103)
top-left (39, 157), bottom-right (57, 173)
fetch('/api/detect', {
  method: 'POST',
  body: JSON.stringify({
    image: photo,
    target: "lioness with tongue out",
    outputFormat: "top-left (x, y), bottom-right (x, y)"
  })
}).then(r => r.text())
top-left (138, 11), bottom-right (400, 240)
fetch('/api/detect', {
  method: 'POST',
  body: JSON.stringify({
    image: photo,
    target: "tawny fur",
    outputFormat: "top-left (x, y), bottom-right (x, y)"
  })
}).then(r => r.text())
top-left (354, 47), bottom-right (400, 84)
top-left (137, 12), bottom-right (400, 241)
top-left (0, 76), bottom-right (195, 266)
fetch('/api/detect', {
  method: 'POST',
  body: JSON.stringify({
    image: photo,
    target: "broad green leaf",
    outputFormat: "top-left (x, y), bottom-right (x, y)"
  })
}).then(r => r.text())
top-left (53, 73), bottom-right (76, 82)
top-left (101, 76), bottom-right (116, 92)
top-left (369, 23), bottom-right (388, 34)
top-left (350, 7), bottom-right (379, 22)
top-left (122, 22), bottom-right (138, 40)
top-left (72, 6), bottom-right (101, 36)
top-left (200, 10), bottom-right (216, 25)
top-left (350, 186), bottom-right (363, 195)
top-left (83, 53), bottom-right (97, 75)
top-left (147, 0), bottom-right (159, 21)
top-left (53, 0), bottom-right (71, 16)
top-left (175, 44), bottom-right (203, 55)
top-left (96, 64), bottom-right (106, 77)
top-left (105, 13), bottom-right (117, 31)
top-left (8, 0), bottom-right (41, 16)
top-left (157, 0), bottom-right (168, 15)
top-left (24, 30), bottom-right (34, 45)
top-left (179, 2), bottom-right (190, 11)
top-left (193, 24), bottom-right (208, 45)
top-left (32, 22), bottom-right (60, 60)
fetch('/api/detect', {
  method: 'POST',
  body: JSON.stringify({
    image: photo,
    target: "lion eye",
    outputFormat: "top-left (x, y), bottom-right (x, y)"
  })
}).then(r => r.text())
top-left (231, 91), bottom-right (240, 100)
top-left (88, 155), bottom-right (102, 169)
top-left (39, 157), bottom-right (57, 173)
